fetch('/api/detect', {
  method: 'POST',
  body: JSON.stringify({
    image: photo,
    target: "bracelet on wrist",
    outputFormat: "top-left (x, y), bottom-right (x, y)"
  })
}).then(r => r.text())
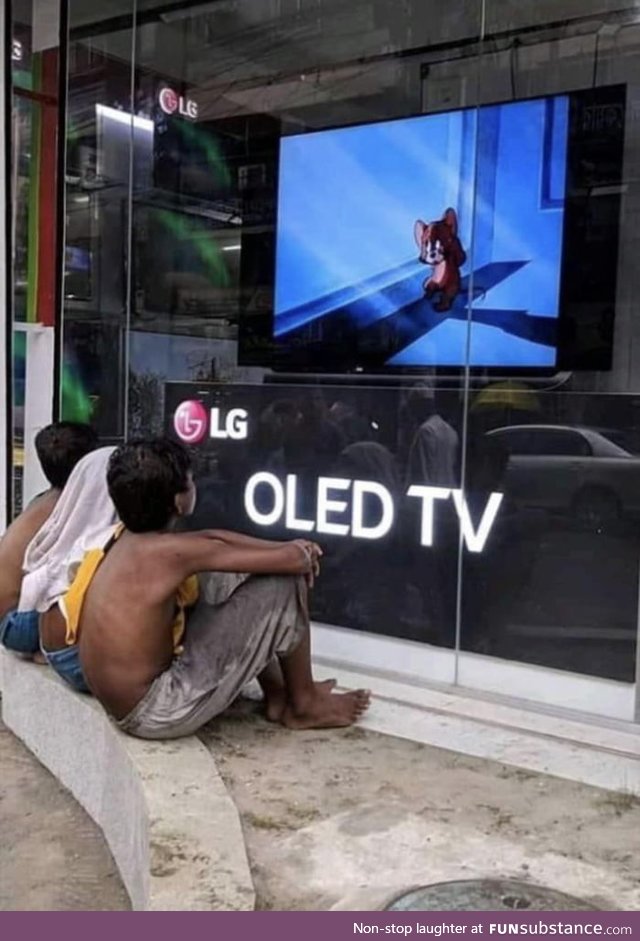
top-left (293, 541), bottom-right (313, 570)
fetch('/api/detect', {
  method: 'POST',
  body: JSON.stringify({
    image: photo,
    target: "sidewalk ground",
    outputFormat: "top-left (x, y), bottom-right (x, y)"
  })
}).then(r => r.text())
top-left (201, 699), bottom-right (640, 911)
top-left (0, 718), bottom-right (129, 911)
top-left (3, 693), bottom-right (640, 912)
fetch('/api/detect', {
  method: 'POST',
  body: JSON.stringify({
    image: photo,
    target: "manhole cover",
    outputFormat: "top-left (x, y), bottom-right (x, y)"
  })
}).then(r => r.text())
top-left (386, 880), bottom-right (597, 912)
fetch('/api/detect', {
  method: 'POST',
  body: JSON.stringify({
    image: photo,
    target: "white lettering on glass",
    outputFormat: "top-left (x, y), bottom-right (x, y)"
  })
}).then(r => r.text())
top-left (209, 407), bottom-right (248, 440)
top-left (244, 472), bottom-right (284, 527)
top-left (451, 490), bottom-right (504, 553)
top-left (317, 477), bottom-right (350, 536)
top-left (285, 474), bottom-right (315, 532)
top-left (352, 480), bottom-right (394, 540)
top-left (242, 474), bottom-right (503, 552)
top-left (406, 486), bottom-right (451, 547)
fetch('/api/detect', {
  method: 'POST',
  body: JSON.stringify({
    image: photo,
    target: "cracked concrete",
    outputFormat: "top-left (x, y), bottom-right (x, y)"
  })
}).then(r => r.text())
top-left (200, 698), bottom-right (640, 912)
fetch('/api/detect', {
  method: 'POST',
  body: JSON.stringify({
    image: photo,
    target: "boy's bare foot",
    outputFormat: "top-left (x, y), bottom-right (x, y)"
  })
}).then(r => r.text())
top-left (282, 687), bottom-right (371, 730)
top-left (31, 651), bottom-right (47, 665)
top-left (264, 685), bottom-right (287, 723)
top-left (264, 678), bottom-right (337, 723)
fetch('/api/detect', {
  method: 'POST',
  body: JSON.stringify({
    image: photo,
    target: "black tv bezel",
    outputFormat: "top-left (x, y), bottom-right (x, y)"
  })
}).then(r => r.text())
top-left (237, 83), bottom-right (627, 379)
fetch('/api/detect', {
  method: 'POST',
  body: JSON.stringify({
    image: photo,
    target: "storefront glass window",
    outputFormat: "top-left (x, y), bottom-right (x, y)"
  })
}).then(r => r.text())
top-left (62, 3), bottom-right (140, 437)
top-left (10, 0), bottom-right (61, 514)
top-left (459, 1), bottom-right (640, 703)
top-left (61, 0), bottom-right (640, 721)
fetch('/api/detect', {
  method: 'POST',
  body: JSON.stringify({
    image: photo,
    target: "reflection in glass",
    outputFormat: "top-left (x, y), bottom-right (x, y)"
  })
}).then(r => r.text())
top-left (59, 1), bottom-right (640, 705)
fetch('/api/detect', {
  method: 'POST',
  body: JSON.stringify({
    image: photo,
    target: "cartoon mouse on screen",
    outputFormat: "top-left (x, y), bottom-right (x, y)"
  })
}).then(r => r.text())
top-left (414, 208), bottom-right (467, 312)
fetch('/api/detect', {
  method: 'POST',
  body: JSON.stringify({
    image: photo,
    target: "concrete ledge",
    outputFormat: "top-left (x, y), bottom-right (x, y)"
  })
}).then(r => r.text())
top-left (0, 650), bottom-right (255, 911)
top-left (311, 663), bottom-right (640, 797)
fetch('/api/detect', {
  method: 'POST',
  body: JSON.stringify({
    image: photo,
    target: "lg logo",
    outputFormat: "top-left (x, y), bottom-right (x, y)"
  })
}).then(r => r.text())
top-left (158, 87), bottom-right (179, 114)
top-left (174, 401), bottom-right (208, 444)
top-left (174, 401), bottom-right (248, 444)
top-left (158, 86), bottom-right (198, 120)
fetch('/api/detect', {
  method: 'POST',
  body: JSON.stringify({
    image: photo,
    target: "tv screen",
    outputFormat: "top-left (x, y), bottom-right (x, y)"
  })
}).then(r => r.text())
top-left (239, 85), bottom-right (625, 374)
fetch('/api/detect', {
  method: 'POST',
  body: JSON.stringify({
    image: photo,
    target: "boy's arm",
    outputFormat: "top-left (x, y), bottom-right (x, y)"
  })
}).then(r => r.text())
top-left (168, 532), bottom-right (316, 579)
top-left (204, 529), bottom-right (295, 551)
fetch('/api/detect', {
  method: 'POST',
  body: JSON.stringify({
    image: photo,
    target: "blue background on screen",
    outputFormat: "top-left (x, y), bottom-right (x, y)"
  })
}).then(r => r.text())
top-left (274, 95), bottom-right (569, 368)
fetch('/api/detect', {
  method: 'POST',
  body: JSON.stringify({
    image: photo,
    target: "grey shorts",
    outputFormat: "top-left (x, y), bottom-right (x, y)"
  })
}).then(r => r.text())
top-left (116, 573), bottom-right (307, 740)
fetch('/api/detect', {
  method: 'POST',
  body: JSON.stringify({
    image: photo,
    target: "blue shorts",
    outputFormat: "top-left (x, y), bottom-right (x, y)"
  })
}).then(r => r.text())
top-left (42, 644), bottom-right (90, 694)
top-left (0, 609), bottom-right (40, 654)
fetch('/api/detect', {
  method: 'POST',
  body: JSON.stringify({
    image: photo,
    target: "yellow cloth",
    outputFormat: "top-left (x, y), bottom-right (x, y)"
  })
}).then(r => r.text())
top-left (171, 574), bottom-right (199, 655)
top-left (62, 524), bottom-right (199, 655)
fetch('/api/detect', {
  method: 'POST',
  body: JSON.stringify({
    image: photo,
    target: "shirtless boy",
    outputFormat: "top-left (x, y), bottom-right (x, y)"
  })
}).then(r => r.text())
top-left (0, 422), bottom-right (97, 653)
top-left (63, 438), bottom-right (370, 738)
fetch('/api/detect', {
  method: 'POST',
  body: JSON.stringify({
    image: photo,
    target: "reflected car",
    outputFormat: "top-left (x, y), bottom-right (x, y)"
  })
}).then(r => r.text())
top-left (486, 424), bottom-right (640, 525)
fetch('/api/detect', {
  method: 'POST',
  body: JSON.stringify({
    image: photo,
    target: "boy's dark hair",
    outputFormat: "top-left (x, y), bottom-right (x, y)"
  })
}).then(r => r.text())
top-left (107, 438), bottom-right (192, 533)
top-left (35, 422), bottom-right (98, 489)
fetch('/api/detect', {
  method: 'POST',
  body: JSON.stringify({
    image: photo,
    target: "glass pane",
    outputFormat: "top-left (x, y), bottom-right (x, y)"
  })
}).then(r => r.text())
top-left (61, 1), bottom-right (137, 439)
top-left (57, 2), bottom-right (640, 721)
top-left (10, 1), bottom-right (61, 514)
top-left (122, 0), bottom-right (485, 675)
top-left (459, 0), bottom-right (639, 705)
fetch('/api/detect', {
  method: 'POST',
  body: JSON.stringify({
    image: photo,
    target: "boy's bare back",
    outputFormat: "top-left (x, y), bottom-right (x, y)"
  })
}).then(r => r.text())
top-left (77, 529), bottom-right (314, 720)
top-left (77, 530), bottom-right (193, 718)
top-left (0, 491), bottom-right (59, 619)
